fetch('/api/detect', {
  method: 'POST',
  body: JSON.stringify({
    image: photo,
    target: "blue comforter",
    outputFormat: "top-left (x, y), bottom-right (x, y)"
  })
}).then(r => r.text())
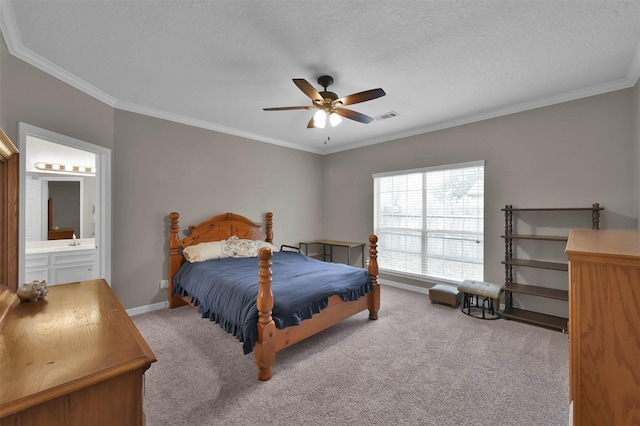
top-left (173, 251), bottom-right (373, 354)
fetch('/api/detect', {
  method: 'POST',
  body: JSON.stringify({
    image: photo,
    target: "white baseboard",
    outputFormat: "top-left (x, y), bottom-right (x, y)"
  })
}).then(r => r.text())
top-left (379, 279), bottom-right (506, 310)
top-left (379, 278), bottom-right (430, 294)
top-left (127, 301), bottom-right (168, 316)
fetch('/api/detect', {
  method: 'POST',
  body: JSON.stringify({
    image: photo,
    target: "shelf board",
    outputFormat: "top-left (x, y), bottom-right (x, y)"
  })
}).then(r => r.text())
top-left (501, 258), bottom-right (568, 271)
top-left (502, 308), bottom-right (568, 331)
top-left (501, 234), bottom-right (568, 242)
top-left (501, 207), bottom-right (603, 212)
top-left (503, 283), bottom-right (568, 301)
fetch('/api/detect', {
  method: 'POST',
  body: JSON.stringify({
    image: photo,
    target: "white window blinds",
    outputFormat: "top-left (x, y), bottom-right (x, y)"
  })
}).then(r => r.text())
top-left (373, 160), bottom-right (484, 283)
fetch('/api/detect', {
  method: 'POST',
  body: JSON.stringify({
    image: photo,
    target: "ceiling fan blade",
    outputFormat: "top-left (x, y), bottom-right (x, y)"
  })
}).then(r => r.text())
top-left (334, 108), bottom-right (374, 124)
top-left (337, 88), bottom-right (386, 106)
top-left (293, 79), bottom-right (323, 102)
top-left (307, 116), bottom-right (316, 128)
top-left (263, 106), bottom-right (315, 111)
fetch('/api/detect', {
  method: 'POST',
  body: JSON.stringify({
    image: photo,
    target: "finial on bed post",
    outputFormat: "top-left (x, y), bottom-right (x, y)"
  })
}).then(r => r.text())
top-left (368, 234), bottom-right (379, 281)
top-left (367, 234), bottom-right (380, 320)
top-left (168, 212), bottom-right (185, 308)
top-left (170, 212), bottom-right (180, 251)
top-left (255, 247), bottom-right (275, 381)
top-left (265, 212), bottom-right (273, 243)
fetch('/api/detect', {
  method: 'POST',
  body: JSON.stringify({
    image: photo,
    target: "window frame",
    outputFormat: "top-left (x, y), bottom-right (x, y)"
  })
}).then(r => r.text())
top-left (373, 160), bottom-right (485, 284)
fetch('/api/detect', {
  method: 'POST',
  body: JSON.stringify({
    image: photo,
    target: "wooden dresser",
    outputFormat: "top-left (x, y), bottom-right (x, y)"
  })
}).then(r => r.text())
top-left (47, 228), bottom-right (75, 240)
top-left (566, 229), bottom-right (640, 426)
top-left (0, 279), bottom-right (156, 425)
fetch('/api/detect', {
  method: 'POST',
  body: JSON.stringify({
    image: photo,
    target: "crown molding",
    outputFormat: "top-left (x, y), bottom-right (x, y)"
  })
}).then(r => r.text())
top-left (112, 99), bottom-right (322, 154)
top-left (322, 72), bottom-right (640, 155)
top-left (0, 2), bottom-right (117, 107)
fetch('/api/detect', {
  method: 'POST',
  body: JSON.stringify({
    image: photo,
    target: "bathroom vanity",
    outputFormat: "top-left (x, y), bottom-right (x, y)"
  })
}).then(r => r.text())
top-left (25, 239), bottom-right (98, 285)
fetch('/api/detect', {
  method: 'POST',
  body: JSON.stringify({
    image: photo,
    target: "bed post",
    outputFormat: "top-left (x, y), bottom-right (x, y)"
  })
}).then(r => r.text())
top-left (169, 212), bottom-right (186, 308)
top-left (367, 234), bottom-right (380, 320)
top-left (265, 212), bottom-right (273, 243)
top-left (255, 247), bottom-right (276, 381)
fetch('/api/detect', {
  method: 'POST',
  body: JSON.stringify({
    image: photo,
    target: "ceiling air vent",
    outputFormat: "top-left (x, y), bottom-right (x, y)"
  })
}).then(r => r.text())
top-left (375, 111), bottom-right (399, 121)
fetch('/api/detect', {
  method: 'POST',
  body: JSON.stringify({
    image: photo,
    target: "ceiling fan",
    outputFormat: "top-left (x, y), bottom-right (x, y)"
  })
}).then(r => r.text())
top-left (263, 75), bottom-right (386, 129)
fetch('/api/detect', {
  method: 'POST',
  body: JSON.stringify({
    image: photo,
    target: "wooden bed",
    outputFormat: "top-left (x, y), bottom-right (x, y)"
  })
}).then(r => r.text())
top-left (168, 211), bottom-right (380, 381)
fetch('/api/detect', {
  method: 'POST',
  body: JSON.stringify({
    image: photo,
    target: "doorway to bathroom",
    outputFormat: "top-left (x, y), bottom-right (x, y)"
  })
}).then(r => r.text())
top-left (18, 123), bottom-right (111, 286)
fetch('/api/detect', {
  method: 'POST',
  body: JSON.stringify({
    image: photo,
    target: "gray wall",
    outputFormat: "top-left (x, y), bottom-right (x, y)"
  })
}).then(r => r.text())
top-left (112, 110), bottom-right (323, 308)
top-left (2, 32), bottom-right (638, 311)
top-left (0, 37), bottom-right (114, 151)
top-left (635, 81), bottom-right (640, 231)
top-left (324, 87), bottom-right (638, 316)
top-left (1, 35), bottom-right (323, 308)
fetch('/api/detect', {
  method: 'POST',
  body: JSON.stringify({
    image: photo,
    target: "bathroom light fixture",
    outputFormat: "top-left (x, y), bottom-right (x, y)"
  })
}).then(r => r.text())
top-left (34, 162), bottom-right (95, 175)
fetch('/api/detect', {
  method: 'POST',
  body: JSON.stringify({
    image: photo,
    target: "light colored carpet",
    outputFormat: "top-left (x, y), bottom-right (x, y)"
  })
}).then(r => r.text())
top-left (132, 285), bottom-right (569, 425)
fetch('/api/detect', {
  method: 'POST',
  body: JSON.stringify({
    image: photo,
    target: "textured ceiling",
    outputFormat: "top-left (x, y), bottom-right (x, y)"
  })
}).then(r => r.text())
top-left (1, 1), bottom-right (639, 154)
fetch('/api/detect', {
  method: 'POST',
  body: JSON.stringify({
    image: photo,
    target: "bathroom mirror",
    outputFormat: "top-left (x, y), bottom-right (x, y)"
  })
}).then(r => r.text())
top-left (24, 137), bottom-right (95, 242)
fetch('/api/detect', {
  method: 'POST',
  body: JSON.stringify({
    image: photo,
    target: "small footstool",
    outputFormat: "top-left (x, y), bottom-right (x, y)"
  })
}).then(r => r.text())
top-left (459, 280), bottom-right (502, 320)
top-left (429, 284), bottom-right (461, 308)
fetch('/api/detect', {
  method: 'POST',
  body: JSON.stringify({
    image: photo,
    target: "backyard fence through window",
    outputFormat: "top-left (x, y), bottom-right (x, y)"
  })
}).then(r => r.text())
top-left (373, 160), bottom-right (485, 283)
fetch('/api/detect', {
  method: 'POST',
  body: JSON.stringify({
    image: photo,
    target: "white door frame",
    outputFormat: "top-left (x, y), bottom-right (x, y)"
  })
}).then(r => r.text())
top-left (18, 123), bottom-right (112, 286)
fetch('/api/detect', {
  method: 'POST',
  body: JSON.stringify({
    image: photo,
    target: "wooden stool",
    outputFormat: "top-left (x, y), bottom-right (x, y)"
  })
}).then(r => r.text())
top-left (429, 284), bottom-right (461, 308)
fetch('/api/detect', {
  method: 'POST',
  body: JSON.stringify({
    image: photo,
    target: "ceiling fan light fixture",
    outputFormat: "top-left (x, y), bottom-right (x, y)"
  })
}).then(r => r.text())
top-left (313, 109), bottom-right (326, 128)
top-left (329, 113), bottom-right (342, 127)
top-left (263, 76), bottom-right (385, 130)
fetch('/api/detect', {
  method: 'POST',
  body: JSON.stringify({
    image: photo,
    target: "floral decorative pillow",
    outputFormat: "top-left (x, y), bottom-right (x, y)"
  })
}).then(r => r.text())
top-left (222, 236), bottom-right (279, 258)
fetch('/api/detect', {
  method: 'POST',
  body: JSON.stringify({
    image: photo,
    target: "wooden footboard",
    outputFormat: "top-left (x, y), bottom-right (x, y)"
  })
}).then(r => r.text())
top-left (254, 235), bottom-right (379, 381)
top-left (168, 211), bottom-right (379, 381)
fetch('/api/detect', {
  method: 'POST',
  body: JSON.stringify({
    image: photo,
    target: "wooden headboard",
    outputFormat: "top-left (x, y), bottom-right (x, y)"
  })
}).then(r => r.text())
top-left (168, 211), bottom-right (273, 308)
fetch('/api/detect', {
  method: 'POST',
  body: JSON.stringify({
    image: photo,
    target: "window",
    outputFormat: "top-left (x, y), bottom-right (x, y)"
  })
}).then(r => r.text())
top-left (373, 160), bottom-right (484, 283)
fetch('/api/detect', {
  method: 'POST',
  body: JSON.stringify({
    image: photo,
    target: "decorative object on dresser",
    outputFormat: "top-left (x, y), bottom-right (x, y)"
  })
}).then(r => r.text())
top-left (168, 211), bottom-right (380, 381)
top-left (0, 279), bottom-right (157, 425)
top-left (501, 204), bottom-right (603, 331)
top-left (566, 229), bottom-right (640, 426)
top-left (16, 280), bottom-right (48, 302)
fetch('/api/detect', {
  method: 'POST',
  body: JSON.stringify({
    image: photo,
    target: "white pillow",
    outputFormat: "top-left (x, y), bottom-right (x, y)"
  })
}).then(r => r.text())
top-left (259, 241), bottom-right (279, 252)
top-left (182, 241), bottom-right (226, 262)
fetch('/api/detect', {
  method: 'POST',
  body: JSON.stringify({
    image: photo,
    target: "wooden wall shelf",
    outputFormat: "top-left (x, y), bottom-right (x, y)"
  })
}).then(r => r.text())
top-left (503, 283), bottom-right (568, 301)
top-left (502, 234), bottom-right (568, 242)
top-left (501, 307), bottom-right (569, 331)
top-left (501, 203), bottom-right (603, 331)
top-left (501, 258), bottom-right (568, 271)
